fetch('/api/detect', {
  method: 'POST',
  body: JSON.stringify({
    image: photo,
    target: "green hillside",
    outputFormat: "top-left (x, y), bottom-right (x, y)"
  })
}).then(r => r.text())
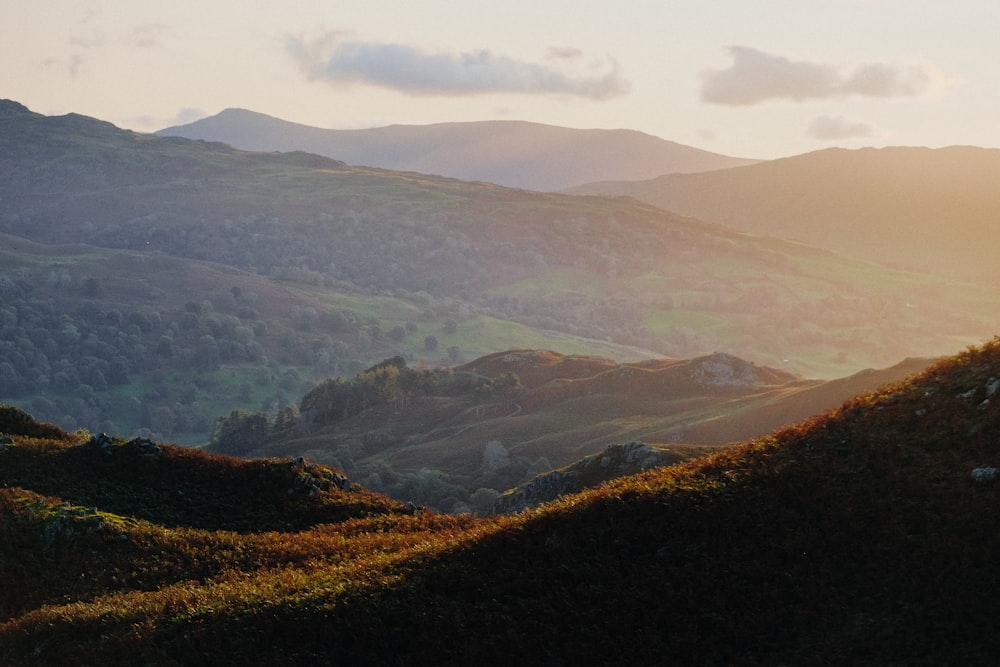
top-left (0, 234), bottom-right (651, 445)
top-left (3, 101), bottom-right (1000, 448)
top-left (3, 338), bottom-right (1000, 663)
top-left (3, 101), bottom-right (997, 384)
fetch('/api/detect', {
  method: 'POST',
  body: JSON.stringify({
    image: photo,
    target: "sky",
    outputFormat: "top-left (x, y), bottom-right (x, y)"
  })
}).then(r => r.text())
top-left (3, 0), bottom-right (998, 159)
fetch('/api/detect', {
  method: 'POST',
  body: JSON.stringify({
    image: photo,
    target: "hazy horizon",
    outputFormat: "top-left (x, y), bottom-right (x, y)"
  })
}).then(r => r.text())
top-left (4, 1), bottom-right (997, 160)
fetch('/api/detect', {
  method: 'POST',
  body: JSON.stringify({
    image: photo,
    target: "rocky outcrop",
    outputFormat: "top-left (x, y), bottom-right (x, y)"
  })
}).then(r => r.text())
top-left (84, 433), bottom-right (163, 460)
top-left (286, 457), bottom-right (352, 496)
top-left (689, 352), bottom-right (771, 388)
top-left (495, 441), bottom-right (704, 514)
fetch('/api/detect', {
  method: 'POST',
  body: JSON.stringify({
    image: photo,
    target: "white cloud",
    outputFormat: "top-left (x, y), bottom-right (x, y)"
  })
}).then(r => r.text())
top-left (701, 46), bottom-right (944, 105)
top-left (806, 115), bottom-right (876, 140)
top-left (286, 32), bottom-right (629, 100)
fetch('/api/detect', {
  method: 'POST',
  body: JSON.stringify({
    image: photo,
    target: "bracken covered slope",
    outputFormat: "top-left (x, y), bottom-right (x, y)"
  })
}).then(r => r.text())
top-left (3, 338), bottom-right (1000, 664)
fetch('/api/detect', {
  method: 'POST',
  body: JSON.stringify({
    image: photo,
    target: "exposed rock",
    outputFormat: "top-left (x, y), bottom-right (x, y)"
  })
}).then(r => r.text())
top-left (285, 457), bottom-right (353, 496)
top-left (689, 352), bottom-right (765, 387)
top-left (495, 441), bottom-right (694, 514)
top-left (970, 466), bottom-right (998, 482)
top-left (123, 437), bottom-right (163, 459)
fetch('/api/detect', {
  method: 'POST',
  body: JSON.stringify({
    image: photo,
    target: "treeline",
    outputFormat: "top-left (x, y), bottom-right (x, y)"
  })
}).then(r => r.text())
top-left (211, 356), bottom-right (523, 449)
top-left (0, 266), bottom-right (341, 441)
top-left (207, 357), bottom-right (528, 514)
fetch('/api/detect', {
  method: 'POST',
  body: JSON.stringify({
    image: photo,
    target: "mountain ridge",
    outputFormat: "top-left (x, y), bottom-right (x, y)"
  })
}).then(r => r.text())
top-left (4, 100), bottom-right (1000, 452)
top-left (568, 145), bottom-right (1000, 281)
top-left (158, 108), bottom-right (759, 191)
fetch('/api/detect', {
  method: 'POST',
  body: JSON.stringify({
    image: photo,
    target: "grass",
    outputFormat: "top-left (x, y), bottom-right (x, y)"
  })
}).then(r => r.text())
top-left (3, 339), bottom-right (1000, 662)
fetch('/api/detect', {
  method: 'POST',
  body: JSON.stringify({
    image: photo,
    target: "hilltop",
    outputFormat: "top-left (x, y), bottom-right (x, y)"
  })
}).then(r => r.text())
top-left (569, 145), bottom-right (1000, 282)
top-left (158, 109), bottom-right (758, 191)
top-left (3, 337), bottom-right (1000, 664)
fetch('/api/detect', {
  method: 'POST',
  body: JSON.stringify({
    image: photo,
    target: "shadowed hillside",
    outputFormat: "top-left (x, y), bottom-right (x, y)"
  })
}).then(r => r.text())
top-left (3, 338), bottom-right (1000, 664)
top-left (215, 349), bottom-right (932, 514)
top-left (158, 109), bottom-right (758, 191)
top-left (569, 146), bottom-right (1000, 282)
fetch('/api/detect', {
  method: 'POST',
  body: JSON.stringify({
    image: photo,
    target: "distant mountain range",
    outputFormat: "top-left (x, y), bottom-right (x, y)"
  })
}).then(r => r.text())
top-left (157, 109), bottom-right (758, 191)
top-left (569, 146), bottom-right (1000, 282)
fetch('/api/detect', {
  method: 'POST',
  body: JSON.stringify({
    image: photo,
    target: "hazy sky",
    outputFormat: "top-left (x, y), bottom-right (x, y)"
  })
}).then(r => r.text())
top-left (4, 1), bottom-right (997, 159)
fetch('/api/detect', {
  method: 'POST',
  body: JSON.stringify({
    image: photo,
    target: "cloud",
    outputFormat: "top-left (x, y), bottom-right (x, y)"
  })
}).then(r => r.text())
top-left (171, 107), bottom-right (207, 125)
top-left (127, 23), bottom-right (170, 49)
top-left (806, 115), bottom-right (876, 140)
top-left (286, 32), bottom-right (629, 100)
top-left (701, 46), bottom-right (942, 105)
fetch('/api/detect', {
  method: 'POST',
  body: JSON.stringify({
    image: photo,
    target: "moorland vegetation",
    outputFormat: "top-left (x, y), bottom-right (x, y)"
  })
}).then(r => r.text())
top-left (206, 350), bottom-right (932, 513)
top-left (3, 338), bottom-right (1000, 663)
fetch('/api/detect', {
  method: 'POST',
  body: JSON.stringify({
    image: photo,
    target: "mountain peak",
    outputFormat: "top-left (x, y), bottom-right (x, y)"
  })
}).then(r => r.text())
top-left (158, 108), bottom-right (759, 190)
top-left (0, 99), bottom-right (37, 118)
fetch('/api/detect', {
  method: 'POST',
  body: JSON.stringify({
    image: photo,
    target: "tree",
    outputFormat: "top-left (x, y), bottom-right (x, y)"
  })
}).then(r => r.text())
top-left (424, 335), bottom-right (439, 352)
top-left (481, 440), bottom-right (510, 472)
top-left (209, 410), bottom-right (271, 456)
top-left (469, 487), bottom-right (501, 516)
top-left (493, 372), bottom-right (523, 410)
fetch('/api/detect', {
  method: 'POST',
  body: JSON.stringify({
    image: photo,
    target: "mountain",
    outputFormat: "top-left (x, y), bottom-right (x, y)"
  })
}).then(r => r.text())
top-left (568, 146), bottom-right (1000, 282)
top-left (3, 101), bottom-right (996, 385)
top-left (219, 349), bottom-right (933, 513)
top-left (0, 232), bottom-right (655, 446)
top-left (4, 337), bottom-right (1000, 663)
top-left (157, 109), bottom-right (759, 191)
top-left (3, 100), bottom-right (1000, 453)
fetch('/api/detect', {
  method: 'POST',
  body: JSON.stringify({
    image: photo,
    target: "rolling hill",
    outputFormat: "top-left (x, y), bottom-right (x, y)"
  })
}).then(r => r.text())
top-left (157, 108), bottom-right (759, 191)
top-left (3, 337), bottom-right (1000, 664)
top-left (225, 349), bottom-right (933, 513)
top-left (2, 99), bottom-right (996, 387)
top-left (569, 145), bottom-right (1000, 282)
top-left (0, 231), bottom-right (655, 446)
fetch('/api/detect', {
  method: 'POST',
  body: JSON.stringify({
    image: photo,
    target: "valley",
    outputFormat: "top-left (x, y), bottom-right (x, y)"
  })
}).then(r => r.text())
top-left (7, 1), bottom-right (1000, 662)
top-left (2, 101), bottom-right (996, 458)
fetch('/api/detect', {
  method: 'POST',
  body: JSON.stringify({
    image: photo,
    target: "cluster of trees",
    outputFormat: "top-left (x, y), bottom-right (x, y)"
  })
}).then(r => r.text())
top-left (298, 357), bottom-right (433, 427)
top-left (204, 356), bottom-right (533, 514)
top-left (0, 266), bottom-right (302, 440)
top-left (209, 405), bottom-right (300, 457)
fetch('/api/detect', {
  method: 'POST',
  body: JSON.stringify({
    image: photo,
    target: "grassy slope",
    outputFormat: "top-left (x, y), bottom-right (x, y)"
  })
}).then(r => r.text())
top-left (3, 105), bottom-right (998, 383)
top-left (4, 339), bottom-right (1000, 663)
top-left (569, 145), bottom-right (1000, 283)
top-left (0, 234), bottom-right (656, 445)
top-left (254, 352), bottom-right (933, 506)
